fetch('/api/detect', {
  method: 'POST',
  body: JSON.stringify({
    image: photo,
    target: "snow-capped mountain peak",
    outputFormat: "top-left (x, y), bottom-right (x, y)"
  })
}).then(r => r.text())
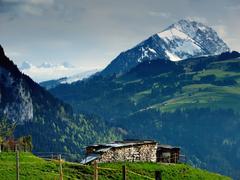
top-left (101, 19), bottom-right (230, 76)
top-left (158, 19), bottom-right (230, 59)
top-left (157, 25), bottom-right (202, 61)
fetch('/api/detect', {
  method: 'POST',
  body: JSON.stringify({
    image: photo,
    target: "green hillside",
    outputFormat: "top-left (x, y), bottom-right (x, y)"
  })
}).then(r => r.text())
top-left (0, 152), bottom-right (230, 180)
top-left (49, 52), bottom-right (240, 178)
top-left (50, 52), bottom-right (240, 119)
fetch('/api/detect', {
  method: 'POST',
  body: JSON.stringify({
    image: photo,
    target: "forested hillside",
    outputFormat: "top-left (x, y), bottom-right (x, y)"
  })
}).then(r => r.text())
top-left (0, 45), bottom-right (122, 157)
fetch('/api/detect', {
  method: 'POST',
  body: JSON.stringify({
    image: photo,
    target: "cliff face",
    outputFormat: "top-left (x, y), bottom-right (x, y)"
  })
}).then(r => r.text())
top-left (0, 46), bottom-right (33, 123)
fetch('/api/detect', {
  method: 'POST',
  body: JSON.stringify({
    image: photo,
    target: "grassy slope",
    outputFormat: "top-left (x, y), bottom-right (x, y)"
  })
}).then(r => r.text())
top-left (0, 153), bottom-right (231, 180)
top-left (129, 58), bottom-right (240, 113)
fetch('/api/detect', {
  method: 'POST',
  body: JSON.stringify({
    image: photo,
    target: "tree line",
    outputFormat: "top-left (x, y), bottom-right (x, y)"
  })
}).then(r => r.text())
top-left (0, 116), bottom-right (32, 152)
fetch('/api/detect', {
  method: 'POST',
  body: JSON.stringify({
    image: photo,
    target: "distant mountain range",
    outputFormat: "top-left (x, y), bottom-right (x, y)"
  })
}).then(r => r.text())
top-left (101, 19), bottom-right (230, 76)
top-left (19, 61), bottom-right (97, 83)
top-left (40, 69), bottom-right (99, 89)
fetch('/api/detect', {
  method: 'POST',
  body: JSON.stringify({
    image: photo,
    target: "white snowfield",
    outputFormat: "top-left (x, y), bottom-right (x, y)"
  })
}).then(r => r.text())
top-left (155, 19), bottom-right (229, 61)
top-left (158, 27), bottom-right (202, 60)
top-left (165, 50), bottom-right (181, 61)
top-left (135, 19), bottom-right (230, 63)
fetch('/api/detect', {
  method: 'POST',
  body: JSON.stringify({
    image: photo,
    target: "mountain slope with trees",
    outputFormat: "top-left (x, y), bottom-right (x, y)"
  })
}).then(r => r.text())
top-left (0, 45), bottom-right (122, 156)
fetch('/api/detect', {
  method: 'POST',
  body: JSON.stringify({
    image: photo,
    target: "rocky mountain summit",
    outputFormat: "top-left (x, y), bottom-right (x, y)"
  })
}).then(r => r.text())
top-left (101, 19), bottom-right (230, 76)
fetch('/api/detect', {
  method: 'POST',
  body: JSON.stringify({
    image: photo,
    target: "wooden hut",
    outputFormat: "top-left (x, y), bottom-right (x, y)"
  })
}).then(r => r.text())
top-left (156, 144), bottom-right (180, 163)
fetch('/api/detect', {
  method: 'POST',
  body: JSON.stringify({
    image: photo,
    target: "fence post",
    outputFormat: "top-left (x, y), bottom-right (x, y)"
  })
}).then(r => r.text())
top-left (16, 150), bottom-right (19, 180)
top-left (94, 160), bottom-right (98, 180)
top-left (155, 171), bottom-right (162, 180)
top-left (59, 154), bottom-right (63, 180)
top-left (122, 165), bottom-right (126, 180)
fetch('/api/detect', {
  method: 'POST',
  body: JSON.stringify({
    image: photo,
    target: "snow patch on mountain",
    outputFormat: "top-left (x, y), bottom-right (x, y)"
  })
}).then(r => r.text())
top-left (165, 51), bottom-right (181, 61)
top-left (58, 69), bottom-right (99, 84)
top-left (158, 26), bottom-right (203, 60)
top-left (39, 69), bottom-right (99, 89)
top-left (158, 27), bottom-right (190, 40)
top-left (148, 48), bottom-right (157, 54)
top-left (137, 47), bottom-right (159, 62)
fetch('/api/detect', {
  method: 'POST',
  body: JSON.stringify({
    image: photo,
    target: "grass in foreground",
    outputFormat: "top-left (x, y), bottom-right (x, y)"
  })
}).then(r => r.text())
top-left (0, 152), bottom-right (231, 180)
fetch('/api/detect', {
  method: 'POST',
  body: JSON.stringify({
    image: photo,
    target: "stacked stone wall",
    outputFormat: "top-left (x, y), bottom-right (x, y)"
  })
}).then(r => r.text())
top-left (97, 143), bottom-right (157, 163)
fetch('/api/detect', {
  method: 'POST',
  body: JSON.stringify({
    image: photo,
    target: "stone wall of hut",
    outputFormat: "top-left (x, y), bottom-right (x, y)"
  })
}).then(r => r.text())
top-left (97, 143), bottom-right (157, 163)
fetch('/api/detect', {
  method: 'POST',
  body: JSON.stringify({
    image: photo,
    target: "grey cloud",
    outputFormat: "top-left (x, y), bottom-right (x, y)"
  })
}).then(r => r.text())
top-left (226, 4), bottom-right (240, 10)
top-left (1, 0), bottom-right (54, 6)
top-left (186, 17), bottom-right (208, 24)
top-left (148, 11), bottom-right (171, 19)
top-left (0, 0), bottom-right (55, 16)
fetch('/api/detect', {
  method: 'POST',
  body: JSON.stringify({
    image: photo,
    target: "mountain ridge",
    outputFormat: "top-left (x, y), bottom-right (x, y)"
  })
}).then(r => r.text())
top-left (101, 19), bottom-right (230, 77)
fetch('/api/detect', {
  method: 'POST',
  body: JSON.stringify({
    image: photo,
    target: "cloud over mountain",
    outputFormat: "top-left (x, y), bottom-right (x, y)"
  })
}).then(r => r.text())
top-left (19, 61), bottom-right (93, 82)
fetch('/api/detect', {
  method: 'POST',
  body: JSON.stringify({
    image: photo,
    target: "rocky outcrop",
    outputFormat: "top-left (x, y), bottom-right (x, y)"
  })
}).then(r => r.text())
top-left (0, 46), bottom-right (33, 123)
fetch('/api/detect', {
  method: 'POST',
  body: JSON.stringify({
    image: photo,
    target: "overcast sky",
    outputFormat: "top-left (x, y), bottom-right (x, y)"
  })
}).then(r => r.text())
top-left (0, 0), bottom-right (239, 81)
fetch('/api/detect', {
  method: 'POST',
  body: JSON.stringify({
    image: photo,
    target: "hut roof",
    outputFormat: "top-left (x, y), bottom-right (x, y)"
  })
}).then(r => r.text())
top-left (80, 153), bottom-right (100, 164)
top-left (157, 144), bottom-right (180, 150)
top-left (87, 140), bottom-right (157, 149)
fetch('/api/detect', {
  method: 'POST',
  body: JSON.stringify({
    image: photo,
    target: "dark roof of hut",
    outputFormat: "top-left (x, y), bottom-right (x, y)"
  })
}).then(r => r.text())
top-left (157, 144), bottom-right (180, 150)
top-left (87, 140), bottom-right (157, 149)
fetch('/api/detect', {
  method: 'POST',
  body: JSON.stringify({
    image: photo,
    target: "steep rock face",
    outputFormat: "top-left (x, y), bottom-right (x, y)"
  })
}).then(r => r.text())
top-left (0, 46), bottom-right (33, 123)
top-left (0, 75), bottom-right (33, 123)
top-left (101, 19), bottom-right (230, 76)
